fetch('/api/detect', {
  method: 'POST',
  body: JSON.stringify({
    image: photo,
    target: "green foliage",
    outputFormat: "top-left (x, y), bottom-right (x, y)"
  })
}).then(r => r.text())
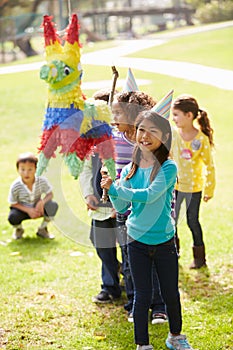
top-left (196, 0), bottom-right (233, 23)
top-left (0, 25), bottom-right (233, 349)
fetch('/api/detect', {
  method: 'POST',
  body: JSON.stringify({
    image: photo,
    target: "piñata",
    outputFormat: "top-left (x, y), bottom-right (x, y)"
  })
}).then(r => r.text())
top-left (37, 14), bottom-right (116, 180)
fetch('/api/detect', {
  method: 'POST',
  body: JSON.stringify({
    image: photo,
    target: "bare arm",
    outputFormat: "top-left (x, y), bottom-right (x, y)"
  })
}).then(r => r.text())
top-left (11, 203), bottom-right (41, 219)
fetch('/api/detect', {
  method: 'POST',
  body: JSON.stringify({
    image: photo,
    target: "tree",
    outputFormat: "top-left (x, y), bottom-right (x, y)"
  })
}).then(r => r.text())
top-left (0, 0), bottom-right (45, 57)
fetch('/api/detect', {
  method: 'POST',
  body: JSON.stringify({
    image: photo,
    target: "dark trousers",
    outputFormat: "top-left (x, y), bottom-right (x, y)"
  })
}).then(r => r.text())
top-left (116, 214), bottom-right (166, 314)
top-left (175, 190), bottom-right (204, 246)
top-left (8, 201), bottom-right (58, 226)
top-left (90, 218), bottom-right (121, 298)
top-left (128, 239), bottom-right (181, 345)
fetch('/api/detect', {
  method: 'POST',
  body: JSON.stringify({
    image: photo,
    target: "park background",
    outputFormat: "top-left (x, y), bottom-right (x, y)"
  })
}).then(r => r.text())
top-left (0, 3), bottom-right (233, 349)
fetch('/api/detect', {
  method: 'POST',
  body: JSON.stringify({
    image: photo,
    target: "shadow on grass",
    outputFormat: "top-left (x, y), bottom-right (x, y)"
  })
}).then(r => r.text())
top-left (179, 262), bottom-right (233, 317)
top-left (8, 235), bottom-right (59, 262)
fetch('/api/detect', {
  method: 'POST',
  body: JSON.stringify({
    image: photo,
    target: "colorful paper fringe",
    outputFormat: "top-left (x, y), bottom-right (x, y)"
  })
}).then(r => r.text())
top-left (37, 14), bottom-right (116, 180)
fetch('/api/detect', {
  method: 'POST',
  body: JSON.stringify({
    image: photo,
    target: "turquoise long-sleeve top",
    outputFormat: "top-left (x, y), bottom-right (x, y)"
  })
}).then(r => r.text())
top-left (108, 159), bottom-right (177, 245)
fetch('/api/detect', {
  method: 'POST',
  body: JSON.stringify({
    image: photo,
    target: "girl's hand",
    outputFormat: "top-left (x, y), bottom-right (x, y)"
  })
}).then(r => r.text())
top-left (203, 195), bottom-right (212, 202)
top-left (101, 175), bottom-right (113, 190)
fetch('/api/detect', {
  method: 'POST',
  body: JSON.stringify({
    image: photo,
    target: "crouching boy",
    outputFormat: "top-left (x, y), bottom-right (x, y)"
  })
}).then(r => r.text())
top-left (8, 152), bottom-right (58, 239)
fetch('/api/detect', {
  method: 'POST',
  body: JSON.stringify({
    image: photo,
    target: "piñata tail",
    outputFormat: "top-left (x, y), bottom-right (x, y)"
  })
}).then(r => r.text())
top-left (37, 14), bottom-right (115, 179)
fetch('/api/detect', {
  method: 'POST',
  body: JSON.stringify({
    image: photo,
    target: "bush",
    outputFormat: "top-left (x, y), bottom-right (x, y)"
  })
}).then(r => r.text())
top-left (196, 0), bottom-right (233, 23)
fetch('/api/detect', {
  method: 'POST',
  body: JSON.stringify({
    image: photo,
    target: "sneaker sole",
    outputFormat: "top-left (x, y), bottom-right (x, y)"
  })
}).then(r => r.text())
top-left (152, 318), bottom-right (168, 325)
top-left (92, 297), bottom-right (112, 304)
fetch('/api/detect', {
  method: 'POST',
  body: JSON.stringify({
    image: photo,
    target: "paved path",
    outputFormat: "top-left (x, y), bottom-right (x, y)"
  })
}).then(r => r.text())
top-left (1, 21), bottom-right (233, 91)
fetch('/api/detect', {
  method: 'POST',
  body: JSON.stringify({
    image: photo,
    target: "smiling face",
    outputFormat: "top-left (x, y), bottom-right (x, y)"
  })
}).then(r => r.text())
top-left (17, 161), bottom-right (36, 186)
top-left (136, 118), bottom-right (163, 154)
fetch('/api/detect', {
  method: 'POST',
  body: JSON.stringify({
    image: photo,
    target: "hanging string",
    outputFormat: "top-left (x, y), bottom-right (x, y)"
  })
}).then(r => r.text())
top-left (57, 0), bottom-right (72, 36)
top-left (67, 0), bottom-right (72, 21)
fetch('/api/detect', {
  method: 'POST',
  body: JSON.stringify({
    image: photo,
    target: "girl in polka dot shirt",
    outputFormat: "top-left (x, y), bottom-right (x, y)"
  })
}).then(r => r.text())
top-left (171, 94), bottom-right (215, 269)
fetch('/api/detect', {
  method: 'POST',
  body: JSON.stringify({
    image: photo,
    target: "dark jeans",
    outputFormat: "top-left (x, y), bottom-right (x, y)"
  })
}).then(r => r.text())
top-left (90, 218), bottom-right (121, 298)
top-left (116, 214), bottom-right (166, 314)
top-left (128, 239), bottom-right (182, 345)
top-left (175, 190), bottom-right (203, 246)
top-left (8, 200), bottom-right (58, 226)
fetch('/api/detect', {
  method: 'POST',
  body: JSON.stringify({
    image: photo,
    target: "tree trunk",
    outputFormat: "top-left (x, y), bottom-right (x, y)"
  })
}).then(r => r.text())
top-left (15, 37), bottom-right (38, 57)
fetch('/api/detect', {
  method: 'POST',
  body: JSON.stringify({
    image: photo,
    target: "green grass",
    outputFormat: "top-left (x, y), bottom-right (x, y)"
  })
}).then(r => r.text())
top-left (0, 24), bottom-right (233, 349)
top-left (128, 27), bottom-right (233, 70)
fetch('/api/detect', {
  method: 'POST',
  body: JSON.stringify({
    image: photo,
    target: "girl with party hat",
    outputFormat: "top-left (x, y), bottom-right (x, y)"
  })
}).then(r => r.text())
top-left (112, 70), bottom-right (173, 324)
top-left (101, 108), bottom-right (194, 350)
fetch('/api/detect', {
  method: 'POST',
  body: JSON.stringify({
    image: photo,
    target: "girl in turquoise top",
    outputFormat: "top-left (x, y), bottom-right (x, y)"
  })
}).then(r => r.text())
top-left (101, 110), bottom-right (193, 350)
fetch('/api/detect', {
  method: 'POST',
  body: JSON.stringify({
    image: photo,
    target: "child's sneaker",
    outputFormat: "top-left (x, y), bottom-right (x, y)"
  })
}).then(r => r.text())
top-left (136, 345), bottom-right (153, 350)
top-left (92, 290), bottom-right (113, 303)
top-left (166, 333), bottom-right (193, 350)
top-left (127, 311), bottom-right (134, 323)
top-left (151, 312), bottom-right (168, 325)
top-left (12, 227), bottom-right (24, 240)
top-left (37, 227), bottom-right (55, 239)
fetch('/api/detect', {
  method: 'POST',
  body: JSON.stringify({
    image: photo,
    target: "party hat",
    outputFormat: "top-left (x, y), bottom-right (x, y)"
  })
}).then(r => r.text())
top-left (151, 89), bottom-right (174, 119)
top-left (122, 68), bottom-right (139, 92)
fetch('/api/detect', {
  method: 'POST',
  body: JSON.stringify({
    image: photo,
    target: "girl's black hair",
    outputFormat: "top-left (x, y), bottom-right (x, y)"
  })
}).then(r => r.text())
top-left (125, 110), bottom-right (172, 182)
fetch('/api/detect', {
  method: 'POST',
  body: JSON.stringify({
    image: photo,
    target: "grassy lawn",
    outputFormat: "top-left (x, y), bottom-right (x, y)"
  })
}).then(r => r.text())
top-left (128, 27), bottom-right (233, 70)
top-left (0, 24), bottom-right (233, 349)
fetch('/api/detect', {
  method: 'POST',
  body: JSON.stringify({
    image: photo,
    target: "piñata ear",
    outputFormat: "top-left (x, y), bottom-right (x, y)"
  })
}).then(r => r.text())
top-left (151, 89), bottom-right (174, 119)
top-left (64, 13), bottom-right (81, 58)
top-left (42, 15), bottom-right (62, 57)
top-left (122, 68), bottom-right (139, 92)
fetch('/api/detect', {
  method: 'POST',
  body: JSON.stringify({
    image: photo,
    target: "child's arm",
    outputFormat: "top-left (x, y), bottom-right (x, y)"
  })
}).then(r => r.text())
top-left (106, 162), bottom-right (177, 205)
top-left (79, 158), bottom-right (99, 210)
top-left (11, 203), bottom-right (41, 219)
top-left (202, 137), bottom-right (215, 201)
top-left (35, 191), bottom-right (53, 216)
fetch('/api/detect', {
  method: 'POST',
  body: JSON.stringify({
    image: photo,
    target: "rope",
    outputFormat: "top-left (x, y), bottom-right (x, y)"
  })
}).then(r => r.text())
top-left (57, 0), bottom-right (72, 36)
top-left (67, 0), bottom-right (72, 20)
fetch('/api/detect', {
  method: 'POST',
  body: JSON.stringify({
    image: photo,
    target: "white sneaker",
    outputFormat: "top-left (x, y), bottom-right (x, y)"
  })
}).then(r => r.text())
top-left (151, 312), bottom-right (168, 325)
top-left (12, 227), bottom-right (24, 239)
top-left (128, 311), bottom-right (134, 323)
top-left (136, 345), bottom-right (153, 350)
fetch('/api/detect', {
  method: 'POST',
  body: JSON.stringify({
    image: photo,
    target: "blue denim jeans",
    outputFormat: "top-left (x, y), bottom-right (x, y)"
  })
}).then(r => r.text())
top-left (116, 214), bottom-right (166, 314)
top-left (175, 190), bottom-right (203, 246)
top-left (90, 218), bottom-right (121, 298)
top-left (128, 238), bottom-right (182, 345)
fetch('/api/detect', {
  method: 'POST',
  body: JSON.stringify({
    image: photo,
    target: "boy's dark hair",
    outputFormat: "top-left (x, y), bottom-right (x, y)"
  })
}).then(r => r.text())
top-left (16, 152), bottom-right (38, 169)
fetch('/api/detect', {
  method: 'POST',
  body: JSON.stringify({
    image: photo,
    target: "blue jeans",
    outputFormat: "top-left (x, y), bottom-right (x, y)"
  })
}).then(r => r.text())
top-left (175, 191), bottom-right (203, 246)
top-left (116, 214), bottom-right (166, 314)
top-left (90, 218), bottom-right (121, 298)
top-left (128, 238), bottom-right (182, 345)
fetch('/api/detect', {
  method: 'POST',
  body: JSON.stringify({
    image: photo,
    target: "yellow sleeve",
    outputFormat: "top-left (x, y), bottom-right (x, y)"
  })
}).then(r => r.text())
top-left (201, 137), bottom-right (216, 198)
